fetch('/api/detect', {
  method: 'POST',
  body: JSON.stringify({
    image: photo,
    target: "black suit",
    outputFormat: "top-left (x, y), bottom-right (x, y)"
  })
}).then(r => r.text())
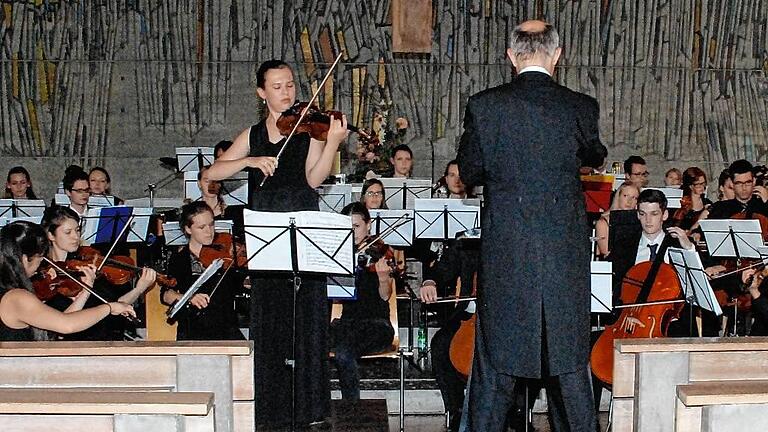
top-left (458, 71), bottom-right (606, 432)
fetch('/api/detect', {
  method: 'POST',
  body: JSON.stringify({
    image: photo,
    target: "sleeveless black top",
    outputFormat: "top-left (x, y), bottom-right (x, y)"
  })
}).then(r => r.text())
top-left (247, 120), bottom-right (319, 212)
top-left (0, 290), bottom-right (34, 341)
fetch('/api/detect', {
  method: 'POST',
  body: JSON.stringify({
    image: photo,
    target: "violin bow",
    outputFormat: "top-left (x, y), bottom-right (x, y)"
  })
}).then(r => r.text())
top-left (95, 215), bottom-right (135, 273)
top-left (260, 52), bottom-right (344, 187)
top-left (356, 213), bottom-right (410, 251)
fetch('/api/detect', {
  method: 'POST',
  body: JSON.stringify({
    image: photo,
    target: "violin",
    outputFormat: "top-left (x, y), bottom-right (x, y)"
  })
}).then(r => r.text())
top-left (356, 236), bottom-right (402, 277)
top-left (199, 232), bottom-right (247, 268)
top-left (32, 262), bottom-right (87, 301)
top-left (591, 236), bottom-right (684, 385)
top-left (276, 102), bottom-right (378, 145)
top-left (671, 195), bottom-right (693, 227)
top-left (74, 246), bottom-right (177, 287)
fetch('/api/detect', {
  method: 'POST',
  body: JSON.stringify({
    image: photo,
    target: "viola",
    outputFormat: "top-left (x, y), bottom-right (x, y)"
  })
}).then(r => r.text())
top-left (199, 232), bottom-right (247, 268)
top-left (356, 236), bottom-right (402, 277)
top-left (276, 102), bottom-right (378, 145)
top-left (590, 237), bottom-right (684, 385)
top-left (32, 262), bottom-right (87, 301)
top-left (74, 246), bottom-right (177, 287)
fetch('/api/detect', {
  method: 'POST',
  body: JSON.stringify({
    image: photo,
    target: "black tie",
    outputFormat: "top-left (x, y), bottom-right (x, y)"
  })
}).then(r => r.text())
top-left (648, 244), bottom-right (658, 262)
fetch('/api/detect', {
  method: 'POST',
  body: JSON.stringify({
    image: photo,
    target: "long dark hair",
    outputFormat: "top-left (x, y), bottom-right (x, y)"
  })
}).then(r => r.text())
top-left (0, 221), bottom-right (49, 293)
top-left (4, 166), bottom-right (37, 199)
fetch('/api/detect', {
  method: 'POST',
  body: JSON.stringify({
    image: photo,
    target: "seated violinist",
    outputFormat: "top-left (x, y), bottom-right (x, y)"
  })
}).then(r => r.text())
top-left (0, 221), bottom-right (135, 342)
top-left (360, 178), bottom-right (388, 210)
top-left (88, 167), bottom-right (124, 205)
top-left (161, 201), bottom-right (244, 340)
top-left (40, 205), bottom-right (157, 340)
top-left (704, 159), bottom-right (768, 220)
top-left (671, 167), bottom-right (711, 234)
top-left (331, 202), bottom-right (394, 400)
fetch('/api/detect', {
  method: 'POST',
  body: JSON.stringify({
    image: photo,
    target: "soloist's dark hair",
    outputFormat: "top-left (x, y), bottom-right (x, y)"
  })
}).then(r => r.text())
top-left (0, 221), bottom-right (49, 293)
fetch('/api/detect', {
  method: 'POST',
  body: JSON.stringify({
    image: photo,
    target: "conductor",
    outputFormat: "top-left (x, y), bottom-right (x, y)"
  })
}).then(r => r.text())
top-left (457, 20), bottom-right (607, 431)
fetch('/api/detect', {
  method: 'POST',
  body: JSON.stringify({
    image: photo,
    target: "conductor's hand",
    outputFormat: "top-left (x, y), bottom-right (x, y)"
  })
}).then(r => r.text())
top-left (666, 226), bottom-right (694, 250)
top-left (420, 282), bottom-right (438, 303)
top-left (325, 114), bottom-right (349, 147)
top-left (189, 293), bottom-right (210, 309)
top-left (108, 302), bottom-right (136, 318)
top-left (245, 156), bottom-right (277, 177)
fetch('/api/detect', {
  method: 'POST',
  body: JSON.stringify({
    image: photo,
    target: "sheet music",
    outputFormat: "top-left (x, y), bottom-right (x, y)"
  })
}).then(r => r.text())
top-left (317, 184), bottom-right (353, 213)
top-left (327, 275), bottom-right (356, 299)
top-left (379, 178), bottom-right (432, 209)
top-left (369, 209), bottom-right (414, 246)
top-left (162, 220), bottom-right (234, 246)
top-left (414, 198), bottom-right (481, 239)
top-left (54, 193), bottom-right (70, 205)
top-left (668, 248), bottom-right (723, 315)
top-left (88, 194), bottom-right (116, 208)
top-left (167, 258), bottom-right (224, 319)
top-left (0, 199), bottom-right (46, 218)
top-left (243, 209), bottom-right (354, 275)
top-left (643, 187), bottom-right (683, 208)
top-left (185, 171), bottom-right (248, 206)
top-left (590, 261), bottom-right (612, 313)
top-left (81, 206), bottom-right (153, 245)
top-left (175, 147), bottom-right (215, 172)
top-left (699, 219), bottom-right (764, 259)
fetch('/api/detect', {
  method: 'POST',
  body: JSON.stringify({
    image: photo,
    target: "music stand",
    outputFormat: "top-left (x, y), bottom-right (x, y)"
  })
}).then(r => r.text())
top-left (175, 147), bottom-right (214, 172)
top-left (327, 274), bottom-right (356, 300)
top-left (591, 261), bottom-right (613, 314)
top-left (242, 209), bottom-right (354, 430)
top-left (166, 258), bottom-right (224, 320)
top-left (380, 178), bottom-right (432, 209)
top-left (80, 206), bottom-right (152, 246)
top-left (581, 174), bottom-right (614, 213)
top-left (54, 193), bottom-right (70, 206)
top-left (668, 248), bottom-right (723, 331)
top-left (317, 184), bottom-right (353, 213)
top-left (88, 194), bottom-right (117, 208)
top-left (369, 209), bottom-right (414, 247)
top-left (699, 219), bottom-right (764, 260)
top-left (219, 172), bottom-right (248, 206)
top-left (0, 199), bottom-right (46, 220)
top-left (162, 220), bottom-right (235, 246)
top-left (413, 198), bottom-right (481, 240)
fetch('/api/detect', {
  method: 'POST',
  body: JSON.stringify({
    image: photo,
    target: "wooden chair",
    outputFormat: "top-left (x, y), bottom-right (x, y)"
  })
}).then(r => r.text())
top-left (330, 281), bottom-right (410, 431)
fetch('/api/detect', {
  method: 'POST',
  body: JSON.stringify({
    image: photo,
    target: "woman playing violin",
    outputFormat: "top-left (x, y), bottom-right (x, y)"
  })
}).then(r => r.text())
top-left (161, 201), bottom-right (243, 341)
top-left (194, 165), bottom-right (227, 218)
top-left (206, 60), bottom-right (349, 428)
top-left (0, 221), bottom-right (135, 342)
top-left (331, 203), bottom-right (394, 400)
top-left (41, 206), bottom-right (157, 340)
top-left (672, 167), bottom-right (711, 233)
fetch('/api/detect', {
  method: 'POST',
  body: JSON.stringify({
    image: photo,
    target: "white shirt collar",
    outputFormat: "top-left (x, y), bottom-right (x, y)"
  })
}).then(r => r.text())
top-left (640, 231), bottom-right (665, 247)
top-left (518, 66), bottom-right (552, 76)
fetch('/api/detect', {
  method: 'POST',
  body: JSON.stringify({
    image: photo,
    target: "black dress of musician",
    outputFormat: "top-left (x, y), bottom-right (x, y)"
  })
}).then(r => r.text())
top-left (161, 202), bottom-right (243, 341)
top-left (206, 60), bottom-right (349, 428)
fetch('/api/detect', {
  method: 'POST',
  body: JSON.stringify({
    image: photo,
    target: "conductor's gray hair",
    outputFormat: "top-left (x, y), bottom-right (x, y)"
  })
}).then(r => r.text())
top-left (509, 24), bottom-right (560, 60)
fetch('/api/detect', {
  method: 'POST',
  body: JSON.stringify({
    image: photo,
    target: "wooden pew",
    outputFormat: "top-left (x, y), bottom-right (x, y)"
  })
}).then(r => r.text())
top-left (0, 341), bottom-right (253, 432)
top-left (0, 389), bottom-right (214, 432)
top-left (612, 337), bottom-right (768, 432)
top-left (675, 380), bottom-right (768, 432)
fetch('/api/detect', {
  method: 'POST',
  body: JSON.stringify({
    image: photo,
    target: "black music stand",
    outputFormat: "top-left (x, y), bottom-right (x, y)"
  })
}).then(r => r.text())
top-left (243, 209), bottom-right (354, 431)
top-left (414, 199), bottom-right (481, 240)
top-left (175, 147), bottom-right (214, 172)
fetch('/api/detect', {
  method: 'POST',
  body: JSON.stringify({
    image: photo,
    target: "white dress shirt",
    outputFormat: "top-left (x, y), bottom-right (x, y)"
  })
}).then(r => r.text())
top-left (634, 230), bottom-right (695, 264)
top-left (518, 65), bottom-right (552, 76)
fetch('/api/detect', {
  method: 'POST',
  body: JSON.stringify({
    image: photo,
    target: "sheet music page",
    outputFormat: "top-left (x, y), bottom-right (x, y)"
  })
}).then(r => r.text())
top-left (168, 258), bottom-right (224, 319)
top-left (317, 184), bottom-right (353, 213)
top-left (380, 178), bottom-right (432, 209)
top-left (414, 198), bottom-right (481, 239)
top-left (296, 211), bottom-right (354, 275)
top-left (243, 210), bottom-right (295, 271)
top-left (668, 248), bottom-right (722, 315)
top-left (11, 199), bottom-right (46, 217)
top-left (369, 209), bottom-right (414, 246)
top-left (124, 207), bottom-right (152, 243)
top-left (220, 172), bottom-right (248, 206)
top-left (644, 187), bottom-right (683, 208)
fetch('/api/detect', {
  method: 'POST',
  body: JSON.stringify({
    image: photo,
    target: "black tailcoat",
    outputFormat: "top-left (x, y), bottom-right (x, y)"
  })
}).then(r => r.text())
top-left (457, 71), bottom-right (606, 377)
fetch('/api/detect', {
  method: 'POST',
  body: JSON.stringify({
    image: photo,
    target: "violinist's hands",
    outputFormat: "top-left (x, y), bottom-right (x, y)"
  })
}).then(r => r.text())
top-left (742, 268), bottom-right (757, 283)
top-left (245, 156), bottom-right (277, 177)
top-left (136, 268), bottom-right (157, 292)
top-left (419, 281), bottom-right (438, 303)
top-left (374, 259), bottom-right (391, 284)
top-left (325, 114), bottom-right (349, 147)
top-left (108, 302), bottom-right (136, 318)
top-left (754, 185), bottom-right (768, 203)
top-left (189, 293), bottom-right (210, 309)
top-left (666, 226), bottom-right (694, 250)
top-left (704, 265), bottom-right (727, 278)
top-left (76, 264), bottom-right (97, 288)
top-left (742, 268), bottom-right (763, 299)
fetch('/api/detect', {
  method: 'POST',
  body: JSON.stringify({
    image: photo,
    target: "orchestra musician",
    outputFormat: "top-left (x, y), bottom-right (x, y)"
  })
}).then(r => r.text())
top-left (671, 167), bottom-right (711, 235)
top-left (664, 168), bottom-right (682, 187)
top-left (717, 169), bottom-right (736, 201)
top-left (41, 205), bottom-right (157, 340)
top-left (389, 144), bottom-right (413, 178)
top-left (206, 59), bottom-right (348, 428)
top-left (0, 221), bottom-right (135, 342)
top-left (360, 178), bottom-right (388, 210)
top-left (4, 166), bottom-right (38, 200)
top-left (624, 155), bottom-right (650, 188)
top-left (594, 182), bottom-right (640, 257)
top-left (161, 201), bottom-right (244, 341)
top-left (62, 166), bottom-right (91, 217)
top-left (330, 202), bottom-right (394, 400)
top-left (457, 20), bottom-right (607, 431)
top-left (704, 160), bottom-right (768, 221)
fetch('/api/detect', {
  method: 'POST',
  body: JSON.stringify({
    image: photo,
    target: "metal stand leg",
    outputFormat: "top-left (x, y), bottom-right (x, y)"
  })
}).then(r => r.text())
top-left (605, 392), bottom-right (613, 432)
top-left (286, 275), bottom-right (301, 432)
top-left (399, 349), bottom-right (406, 432)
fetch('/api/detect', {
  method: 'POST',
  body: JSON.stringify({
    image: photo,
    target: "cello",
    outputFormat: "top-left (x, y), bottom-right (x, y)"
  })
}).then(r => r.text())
top-left (590, 236), bottom-right (685, 385)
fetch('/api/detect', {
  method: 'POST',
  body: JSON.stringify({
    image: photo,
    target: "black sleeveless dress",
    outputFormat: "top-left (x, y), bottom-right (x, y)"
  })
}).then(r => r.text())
top-left (0, 290), bottom-right (33, 341)
top-left (247, 120), bottom-right (330, 427)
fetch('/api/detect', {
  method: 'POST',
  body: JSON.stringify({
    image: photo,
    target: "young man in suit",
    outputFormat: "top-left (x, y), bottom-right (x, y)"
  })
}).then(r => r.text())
top-left (458, 20), bottom-right (607, 432)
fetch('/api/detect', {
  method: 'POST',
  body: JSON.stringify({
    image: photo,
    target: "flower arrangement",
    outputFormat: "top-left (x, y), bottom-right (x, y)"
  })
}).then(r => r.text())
top-left (345, 100), bottom-right (409, 182)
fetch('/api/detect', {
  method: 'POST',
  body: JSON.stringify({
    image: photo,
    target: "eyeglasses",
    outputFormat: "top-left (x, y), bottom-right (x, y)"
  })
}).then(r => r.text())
top-left (70, 188), bottom-right (91, 194)
top-left (692, 181), bottom-right (707, 187)
top-left (631, 172), bottom-right (650, 177)
top-left (365, 191), bottom-right (383, 197)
